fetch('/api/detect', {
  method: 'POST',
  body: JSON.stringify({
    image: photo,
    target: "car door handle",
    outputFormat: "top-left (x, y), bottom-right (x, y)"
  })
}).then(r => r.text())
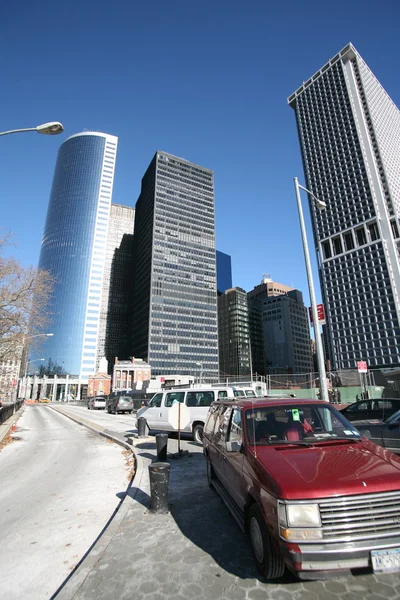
top-left (223, 455), bottom-right (227, 461)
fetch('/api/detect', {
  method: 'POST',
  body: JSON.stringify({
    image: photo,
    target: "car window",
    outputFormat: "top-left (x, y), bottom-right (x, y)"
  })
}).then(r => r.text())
top-left (218, 390), bottom-right (228, 400)
top-left (215, 406), bottom-right (232, 447)
top-left (227, 409), bottom-right (242, 443)
top-left (233, 390), bottom-right (246, 397)
top-left (347, 401), bottom-right (370, 412)
top-left (165, 392), bottom-right (185, 407)
top-left (204, 404), bottom-right (220, 436)
top-left (149, 393), bottom-right (163, 408)
top-left (245, 390), bottom-right (256, 398)
top-left (186, 391), bottom-right (215, 407)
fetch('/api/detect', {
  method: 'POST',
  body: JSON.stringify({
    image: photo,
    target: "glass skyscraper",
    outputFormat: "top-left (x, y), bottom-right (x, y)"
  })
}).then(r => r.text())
top-left (289, 43), bottom-right (400, 370)
top-left (33, 132), bottom-right (118, 376)
top-left (131, 151), bottom-right (219, 380)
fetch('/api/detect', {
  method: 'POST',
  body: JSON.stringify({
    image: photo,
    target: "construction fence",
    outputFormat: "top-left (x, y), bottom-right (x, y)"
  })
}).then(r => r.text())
top-left (219, 368), bottom-right (400, 403)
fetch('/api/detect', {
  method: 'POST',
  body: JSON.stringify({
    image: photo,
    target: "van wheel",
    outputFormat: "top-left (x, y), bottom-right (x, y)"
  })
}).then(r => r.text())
top-left (206, 458), bottom-right (216, 488)
top-left (193, 424), bottom-right (204, 444)
top-left (249, 504), bottom-right (285, 580)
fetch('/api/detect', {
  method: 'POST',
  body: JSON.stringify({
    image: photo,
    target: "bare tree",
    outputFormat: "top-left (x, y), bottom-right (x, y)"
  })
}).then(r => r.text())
top-left (0, 234), bottom-right (54, 363)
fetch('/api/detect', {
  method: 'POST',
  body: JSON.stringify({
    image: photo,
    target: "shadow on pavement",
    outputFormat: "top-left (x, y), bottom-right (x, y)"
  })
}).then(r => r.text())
top-left (166, 452), bottom-right (266, 582)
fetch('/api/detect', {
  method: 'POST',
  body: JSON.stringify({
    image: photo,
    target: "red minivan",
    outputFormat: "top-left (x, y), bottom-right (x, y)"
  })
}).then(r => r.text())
top-left (203, 398), bottom-right (400, 580)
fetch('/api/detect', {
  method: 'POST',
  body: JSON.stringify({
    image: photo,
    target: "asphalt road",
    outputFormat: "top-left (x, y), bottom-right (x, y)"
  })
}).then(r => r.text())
top-left (57, 403), bottom-right (137, 434)
top-left (0, 405), bottom-right (131, 600)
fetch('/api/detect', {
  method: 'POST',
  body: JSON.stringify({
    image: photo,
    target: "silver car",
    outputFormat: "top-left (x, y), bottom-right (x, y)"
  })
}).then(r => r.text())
top-left (87, 396), bottom-right (107, 410)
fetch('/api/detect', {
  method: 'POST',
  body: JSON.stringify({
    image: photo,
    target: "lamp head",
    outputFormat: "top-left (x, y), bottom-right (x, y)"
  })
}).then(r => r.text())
top-left (36, 122), bottom-right (64, 135)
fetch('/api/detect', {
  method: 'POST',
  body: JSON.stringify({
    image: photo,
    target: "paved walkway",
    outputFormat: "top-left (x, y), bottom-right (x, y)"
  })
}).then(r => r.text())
top-left (52, 406), bottom-right (400, 600)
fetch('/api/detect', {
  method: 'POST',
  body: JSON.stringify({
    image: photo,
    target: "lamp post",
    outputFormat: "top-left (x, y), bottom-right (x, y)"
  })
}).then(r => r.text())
top-left (0, 122), bottom-right (64, 137)
top-left (293, 177), bottom-right (329, 403)
top-left (196, 362), bottom-right (204, 385)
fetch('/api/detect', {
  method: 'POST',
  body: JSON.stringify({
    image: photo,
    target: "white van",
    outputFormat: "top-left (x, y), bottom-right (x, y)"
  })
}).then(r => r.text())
top-left (136, 387), bottom-right (235, 443)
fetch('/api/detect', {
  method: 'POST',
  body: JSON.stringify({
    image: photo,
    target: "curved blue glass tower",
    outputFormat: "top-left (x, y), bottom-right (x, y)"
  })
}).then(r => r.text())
top-left (34, 132), bottom-right (118, 376)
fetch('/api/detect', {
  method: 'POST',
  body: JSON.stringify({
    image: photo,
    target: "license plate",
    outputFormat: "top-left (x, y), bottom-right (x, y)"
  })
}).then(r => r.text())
top-left (371, 548), bottom-right (400, 573)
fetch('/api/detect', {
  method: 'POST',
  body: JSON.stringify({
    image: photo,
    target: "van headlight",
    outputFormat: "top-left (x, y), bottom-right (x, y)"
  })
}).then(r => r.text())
top-left (278, 502), bottom-right (322, 541)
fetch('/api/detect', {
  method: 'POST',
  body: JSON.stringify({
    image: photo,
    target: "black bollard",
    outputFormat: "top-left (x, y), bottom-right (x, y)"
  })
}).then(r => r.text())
top-left (137, 417), bottom-right (147, 437)
top-left (149, 462), bottom-right (170, 513)
top-left (155, 433), bottom-right (168, 461)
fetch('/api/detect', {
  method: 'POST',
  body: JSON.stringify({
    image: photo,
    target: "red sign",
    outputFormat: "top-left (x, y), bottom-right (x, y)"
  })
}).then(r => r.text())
top-left (357, 361), bottom-right (368, 373)
top-left (308, 304), bottom-right (326, 325)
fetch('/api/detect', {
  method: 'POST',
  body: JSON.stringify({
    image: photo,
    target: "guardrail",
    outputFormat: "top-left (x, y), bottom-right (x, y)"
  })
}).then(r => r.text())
top-left (0, 400), bottom-right (24, 425)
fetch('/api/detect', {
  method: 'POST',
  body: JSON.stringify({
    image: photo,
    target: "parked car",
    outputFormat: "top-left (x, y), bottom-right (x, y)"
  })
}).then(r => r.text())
top-left (107, 396), bottom-right (134, 414)
top-left (39, 397), bottom-right (50, 403)
top-left (339, 398), bottom-right (400, 421)
top-left (136, 387), bottom-right (236, 443)
top-left (87, 396), bottom-right (107, 410)
top-left (354, 409), bottom-right (400, 453)
top-left (203, 397), bottom-right (400, 580)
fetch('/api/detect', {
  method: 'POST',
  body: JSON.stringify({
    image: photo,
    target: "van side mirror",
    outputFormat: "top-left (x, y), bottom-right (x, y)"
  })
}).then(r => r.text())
top-left (226, 440), bottom-right (242, 452)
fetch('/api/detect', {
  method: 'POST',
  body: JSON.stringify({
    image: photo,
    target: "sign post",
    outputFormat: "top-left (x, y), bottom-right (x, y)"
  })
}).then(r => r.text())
top-left (168, 402), bottom-right (190, 457)
top-left (357, 361), bottom-right (368, 399)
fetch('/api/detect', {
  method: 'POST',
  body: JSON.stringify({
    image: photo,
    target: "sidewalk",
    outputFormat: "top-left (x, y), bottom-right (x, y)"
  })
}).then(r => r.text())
top-left (51, 407), bottom-right (400, 600)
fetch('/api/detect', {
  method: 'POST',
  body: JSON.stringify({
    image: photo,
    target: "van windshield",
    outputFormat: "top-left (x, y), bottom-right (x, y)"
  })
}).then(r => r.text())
top-left (245, 404), bottom-right (361, 445)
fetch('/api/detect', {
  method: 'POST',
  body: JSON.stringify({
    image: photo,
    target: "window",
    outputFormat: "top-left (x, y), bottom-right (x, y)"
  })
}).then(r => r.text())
top-left (149, 393), bottom-right (163, 408)
top-left (227, 409), bottom-right (242, 443)
top-left (218, 390), bottom-right (228, 399)
top-left (165, 392), bottom-right (185, 407)
top-left (332, 236), bottom-right (343, 255)
top-left (344, 232), bottom-right (354, 251)
top-left (356, 227), bottom-right (367, 246)
top-left (322, 241), bottom-right (331, 259)
top-left (367, 222), bottom-right (380, 242)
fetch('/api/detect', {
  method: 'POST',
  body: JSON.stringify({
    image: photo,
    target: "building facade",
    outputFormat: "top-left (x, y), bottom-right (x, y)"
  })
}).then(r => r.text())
top-left (263, 290), bottom-right (313, 374)
top-left (112, 357), bottom-right (151, 393)
top-left (97, 204), bottom-right (135, 371)
top-left (289, 43), bottom-right (400, 369)
top-left (218, 287), bottom-right (251, 377)
top-left (32, 132), bottom-right (118, 376)
top-left (216, 250), bottom-right (233, 295)
top-left (130, 151), bottom-right (219, 380)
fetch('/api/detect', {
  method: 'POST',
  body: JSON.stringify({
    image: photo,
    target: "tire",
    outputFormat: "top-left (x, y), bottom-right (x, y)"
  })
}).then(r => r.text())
top-left (206, 457), bottom-right (216, 488)
top-left (248, 504), bottom-right (285, 581)
top-left (193, 424), bottom-right (204, 444)
top-left (107, 407), bottom-right (111, 414)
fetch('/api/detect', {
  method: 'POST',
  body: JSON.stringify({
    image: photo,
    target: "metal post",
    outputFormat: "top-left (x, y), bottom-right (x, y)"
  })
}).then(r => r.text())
top-left (294, 177), bottom-right (329, 402)
top-left (155, 433), bottom-right (168, 461)
top-left (137, 417), bottom-right (147, 437)
top-left (148, 462), bottom-right (170, 513)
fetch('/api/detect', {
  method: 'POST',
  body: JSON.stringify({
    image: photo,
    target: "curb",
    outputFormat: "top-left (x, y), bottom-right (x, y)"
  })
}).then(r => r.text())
top-left (0, 406), bottom-right (25, 444)
top-left (48, 405), bottom-right (145, 600)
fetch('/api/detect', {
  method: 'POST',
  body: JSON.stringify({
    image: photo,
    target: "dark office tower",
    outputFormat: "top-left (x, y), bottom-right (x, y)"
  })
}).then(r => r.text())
top-left (98, 204), bottom-right (135, 372)
top-left (32, 132), bottom-right (118, 376)
top-left (263, 290), bottom-right (313, 374)
top-left (131, 152), bottom-right (219, 380)
top-left (289, 43), bottom-right (400, 370)
top-left (216, 250), bottom-right (232, 295)
top-left (218, 287), bottom-right (251, 377)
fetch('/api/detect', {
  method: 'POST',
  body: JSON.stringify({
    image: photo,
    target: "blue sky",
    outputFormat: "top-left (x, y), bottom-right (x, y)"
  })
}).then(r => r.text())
top-left (1, 0), bottom-right (399, 308)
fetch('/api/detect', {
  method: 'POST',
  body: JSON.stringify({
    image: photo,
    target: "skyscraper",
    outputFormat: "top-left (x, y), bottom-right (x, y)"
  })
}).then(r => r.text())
top-left (289, 43), bottom-right (400, 370)
top-left (263, 290), bottom-right (313, 374)
top-left (131, 151), bottom-right (219, 380)
top-left (218, 287), bottom-right (251, 377)
top-left (33, 132), bottom-right (118, 376)
top-left (97, 204), bottom-right (135, 371)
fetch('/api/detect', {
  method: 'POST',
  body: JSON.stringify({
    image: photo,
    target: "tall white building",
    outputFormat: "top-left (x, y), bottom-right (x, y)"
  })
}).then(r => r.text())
top-left (96, 203), bottom-right (135, 371)
top-left (289, 43), bottom-right (400, 370)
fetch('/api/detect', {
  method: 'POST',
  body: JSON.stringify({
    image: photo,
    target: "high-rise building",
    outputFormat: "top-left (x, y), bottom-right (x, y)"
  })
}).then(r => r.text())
top-left (32, 132), bottom-right (118, 376)
top-left (131, 151), bottom-right (219, 380)
top-left (248, 276), bottom-right (294, 301)
top-left (218, 287), bottom-right (251, 377)
top-left (289, 43), bottom-right (400, 370)
top-left (263, 290), bottom-right (313, 374)
top-left (216, 250), bottom-right (232, 295)
top-left (97, 204), bottom-right (135, 372)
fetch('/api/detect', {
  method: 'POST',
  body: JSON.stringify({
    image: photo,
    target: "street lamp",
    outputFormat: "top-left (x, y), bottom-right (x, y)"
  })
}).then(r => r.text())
top-left (293, 177), bottom-right (329, 403)
top-left (24, 358), bottom-right (45, 379)
top-left (196, 362), bottom-right (204, 385)
top-left (0, 122), bottom-right (64, 137)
